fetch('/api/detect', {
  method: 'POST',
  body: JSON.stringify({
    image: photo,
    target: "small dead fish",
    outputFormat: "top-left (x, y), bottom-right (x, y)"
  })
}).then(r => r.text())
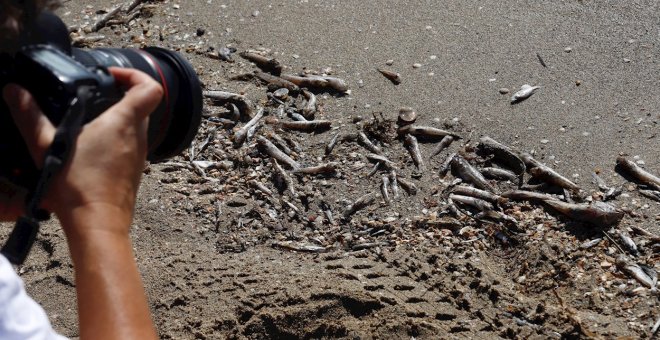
top-left (639, 189), bottom-right (660, 202)
top-left (325, 133), bottom-right (341, 157)
top-left (280, 197), bottom-right (302, 216)
top-left (519, 152), bottom-right (545, 169)
top-left (239, 51), bottom-right (283, 75)
top-left (398, 125), bottom-right (461, 141)
top-left (389, 170), bottom-right (400, 199)
top-left (366, 153), bottom-right (396, 168)
top-left (292, 163), bottom-right (337, 176)
top-left (591, 172), bottom-right (610, 191)
top-left (439, 152), bottom-right (457, 177)
top-left (377, 68), bottom-right (401, 85)
top-left (536, 53), bottom-right (547, 68)
top-left (218, 46), bottom-right (236, 61)
top-left (396, 176), bottom-right (418, 196)
top-left (616, 156), bottom-right (660, 191)
top-left (203, 90), bottom-right (254, 120)
top-left (618, 231), bottom-right (639, 256)
top-left (580, 238), bottom-right (602, 249)
top-left (267, 117), bottom-right (332, 132)
top-left (272, 241), bottom-right (328, 253)
top-left (343, 193), bottom-right (376, 218)
top-left (543, 199), bottom-right (624, 227)
top-left (475, 210), bottom-right (518, 225)
top-left (280, 74), bottom-right (348, 93)
top-left (404, 134), bottom-right (425, 172)
top-left (381, 175), bottom-right (391, 204)
top-left (265, 131), bottom-right (295, 156)
top-left (356, 131), bottom-right (383, 155)
top-left (452, 185), bottom-right (507, 205)
top-left (511, 84), bottom-right (540, 104)
top-left (272, 159), bottom-right (296, 198)
top-left (248, 179), bottom-right (273, 196)
top-left (429, 135), bottom-right (454, 159)
top-left (616, 255), bottom-right (655, 288)
top-left (320, 201), bottom-right (335, 225)
top-left (254, 71), bottom-right (300, 93)
top-left (232, 108), bottom-right (264, 148)
top-left (288, 111), bottom-right (308, 122)
top-left (502, 190), bottom-right (557, 202)
top-left (451, 155), bottom-right (497, 192)
top-left (529, 167), bottom-right (581, 192)
top-left (478, 136), bottom-right (526, 176)
top-left (449, 194), bottom-right (494, 212)
top-left (257, 136), bottom-right (300, 169)
top-left (301, 89), bottom-right (318, 119)
top-left (481, 167), bottom-right (519, 183)
top-left (282, 135), bottom-right (303, 153)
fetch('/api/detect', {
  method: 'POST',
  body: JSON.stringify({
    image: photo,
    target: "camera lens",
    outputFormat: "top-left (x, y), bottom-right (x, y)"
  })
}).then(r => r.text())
top-left (71, 47), bottom-right (202, 161)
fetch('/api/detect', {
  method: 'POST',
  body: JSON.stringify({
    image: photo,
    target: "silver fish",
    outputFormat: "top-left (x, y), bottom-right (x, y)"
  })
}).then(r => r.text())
top-left (529, 167), bottom-right (581, 192)
top-left (429, 135), bottom-right (454, 159)
top-left (618, 231), bottom-right (639, 256)
top-left (450, 155), bottom-right (497, 192)
top-left (301, 89), bottom-right (318, 119)
top-left (398, 125), bottom-right (461, 141)
top-left (397, 176), bottom-right (418, 196)
top-left (357, 131), bottom-right (383, 155)
top-left (292, 163), bottom-right (337, 176)
top-left (501, 190), bottom-right (558, 202)
top-left (239, 51), bottom-right (283, 75)
top-left (389, 170), bottom-right (400, 199)
top-left (449, 194), bottom-right (494, 212)
top-left (204, 90), bottom-right (254, 120)
top-left (452, 185), bottom-right (507, 205)
top-left (257, 136), bottom-right (300, 169)
top-left (616, 156), bottom-right (660, 191)
top-left (377, 68), bottom-right (401, 85)
top-left (381, 175), bottom-right (391, 204)
top-left (478, 136), bottom-right (526, 176)
top-left (272, 159), bottom-right (297, 198)
top-left (543, 200), bottom-right (624, 227)
top-left (511, 84), bottom-right (540, 104)
top-left (343, 192), bottom-right (376, 218)
top-left (232, 108), bottom-right (264, 148)
top-left (481, 167), bottom-right (519, 183)
top-left (404, 134), bottom-right (425, 172)
top-left (616, 255), bottom-right (655, 288)
top-left (325, 133), bottom-right (341, 157)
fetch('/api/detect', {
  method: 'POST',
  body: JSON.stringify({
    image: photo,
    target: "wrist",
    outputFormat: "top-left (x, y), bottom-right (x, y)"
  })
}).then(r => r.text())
top-left (57, 203), bottom-right (134, 255)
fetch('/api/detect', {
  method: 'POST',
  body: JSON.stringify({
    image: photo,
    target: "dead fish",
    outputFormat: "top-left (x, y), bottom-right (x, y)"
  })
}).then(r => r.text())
top-left (325, 133), bottom-right (341, 157)
top-left (529, 167), bottom-right (581, 192)
top-left (592, 172), bottom-right (623, 200)
top-left (257, 136), bottom-right (300, 169)
top-left (502, 190), bottom-right (557, 202)
top-left (381, 175), bottom-right (391, 204)
top-left (280, 74), bottom-right (348, 93)
top-left (272, 241), bottom-right (328, 253)
top-left (232, 108), bottom-right (264, 148)
top-left (398, 125), bottom-right (461, 141)
top-left (404, 134), bottom-right (425, 172)
top-left (203, 90), bottom-right (253, 120)
top-left (366, 153), bottom-right (396, 168)
top-left (281, 197), bottom-right (302, 216)
top-left (265, 131), bottom-right (295, 156)
top-left (282, 135), bottom-right (303, 153)
top-left (616, 156), bottom-right (660, 191)
top-left (396, 175), bottom-right (418, 196)
top-left (301, 89), bottom-right (318, 119)
top-left (452, 185), bottom-right (507, 205)
top-left (580, 238), bottom-right (602, 249)
top-left (543, 199), bottom-right (624, 227)
top-left (254, 71), bottom-right (300, 93)
top-left (239, 51), bottom-right (283, 75)
top-left (343, 193), bottom-right (376, 218)
top-left (449, 194), bottom-right (494, 212)
top-left (248, 179), bottom-right (273, 196)
top-left (451, 155), bottom-right (497, 192)
top-left (639, 189), bottom-right (660, 202)
top-left (271, 159), bottom-right (297, 198)
top-left (288, 111), bottom-right (308, 122)
top-left (429, 135), bottom-right (454, 159)
top-left (481, 167), bottom-right (519, 183)
top-left (267, 118), bottom-right (332, 132)
top-left (519, 152), bottom-right (545, 169)
top-left (618, 231), bottom-right (639, 256)
top-left (439, 152), bottom-right (457, 177)
top-left (218, 46), bottom-right (236, 61)
top-left (389, 170), bottom-right (400, 199)
top-left (511, 84), bottom-right (540, 104)
top-left (292, 163), bottom-right (337, 176)
top-left (616, 255), bottom-right (655, 288)
top-left (591, 172), bottom-right (610, 191)
top-left (478, 136), bottom-right (526, 176)
top-left (475, 210), bottom-right (518, 225)
top-left (356, 131), bottom-right (383, 155)
top-left (377, 68), bottom-right (401, 85)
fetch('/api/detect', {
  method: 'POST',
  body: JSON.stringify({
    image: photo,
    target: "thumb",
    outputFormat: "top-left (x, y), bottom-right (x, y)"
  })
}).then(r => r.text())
top-left (3, 84), bottom-right (56, 167)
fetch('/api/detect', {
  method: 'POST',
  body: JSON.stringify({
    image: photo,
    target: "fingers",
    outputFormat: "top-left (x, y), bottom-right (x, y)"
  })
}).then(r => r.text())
top-left (2, 84), bottom-right (56, 167)
top-left (107, 67), bottom-right (164, 122)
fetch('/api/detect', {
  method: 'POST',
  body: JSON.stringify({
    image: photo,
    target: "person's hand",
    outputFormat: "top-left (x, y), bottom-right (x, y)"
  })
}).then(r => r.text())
top-left (2, 67), bottom-right (163, 237)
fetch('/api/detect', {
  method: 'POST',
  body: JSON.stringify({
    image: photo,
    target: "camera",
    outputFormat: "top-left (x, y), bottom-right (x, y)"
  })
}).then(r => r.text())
top-left (0, 12), bottom-right (203, 191)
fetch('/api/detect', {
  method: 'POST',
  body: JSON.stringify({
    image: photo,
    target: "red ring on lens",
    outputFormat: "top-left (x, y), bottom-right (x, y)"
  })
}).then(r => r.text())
top-left (136, 50), bottom-right (171, 147)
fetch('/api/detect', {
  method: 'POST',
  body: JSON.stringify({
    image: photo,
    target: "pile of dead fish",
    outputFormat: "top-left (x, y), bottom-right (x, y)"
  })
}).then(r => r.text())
top-left (188, 48), bottom-right (660, 289)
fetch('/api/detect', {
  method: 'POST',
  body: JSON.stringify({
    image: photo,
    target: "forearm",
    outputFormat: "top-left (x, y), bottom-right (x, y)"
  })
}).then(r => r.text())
top-left (60, 205), bottom-right (156, 340)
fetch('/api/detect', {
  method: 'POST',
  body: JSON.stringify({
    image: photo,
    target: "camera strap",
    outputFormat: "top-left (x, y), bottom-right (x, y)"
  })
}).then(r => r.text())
top-left (1, 86), bottom-right (93, 265)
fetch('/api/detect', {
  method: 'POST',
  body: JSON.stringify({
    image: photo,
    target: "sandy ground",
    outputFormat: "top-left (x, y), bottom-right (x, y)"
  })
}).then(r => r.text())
top-left (2, 0), bottom-right (659, 339)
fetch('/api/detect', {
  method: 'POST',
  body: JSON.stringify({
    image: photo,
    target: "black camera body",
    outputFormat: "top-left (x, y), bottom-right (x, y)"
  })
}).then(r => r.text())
top-left (0, 12), bottom-right (203, 192)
